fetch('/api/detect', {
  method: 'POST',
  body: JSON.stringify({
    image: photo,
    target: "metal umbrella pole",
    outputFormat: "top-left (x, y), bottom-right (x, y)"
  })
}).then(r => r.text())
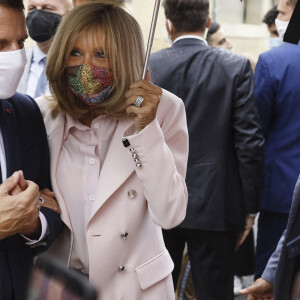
top-left (142, 0), bottom-right (161, 80)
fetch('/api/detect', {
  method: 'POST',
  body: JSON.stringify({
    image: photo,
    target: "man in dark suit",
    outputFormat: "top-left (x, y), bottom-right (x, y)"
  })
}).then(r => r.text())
top-left (149, 0), bottom-right (264, 298)
top-left (0, 1), bottom-right (63, 299)
top-left (253, 0), bottom-right (300, 280)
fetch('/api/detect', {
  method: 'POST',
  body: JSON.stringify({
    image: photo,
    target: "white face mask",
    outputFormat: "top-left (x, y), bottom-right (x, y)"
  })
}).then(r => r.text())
top-left (275, 18), bottom-right (289, 40)
top-left (269, 37), bottom-right (283, 48)
top-left (0, 48), bottom-right (27, 99)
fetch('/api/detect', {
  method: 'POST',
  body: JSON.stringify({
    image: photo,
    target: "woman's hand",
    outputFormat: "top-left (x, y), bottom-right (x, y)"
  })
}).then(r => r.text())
top-left (125, 79), bottom-right (162, 132)
top-left (40, 188), bottom-right (61, 214)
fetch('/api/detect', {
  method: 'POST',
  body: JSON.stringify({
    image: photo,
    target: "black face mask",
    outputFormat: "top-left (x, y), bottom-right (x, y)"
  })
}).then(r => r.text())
top-left (26, 10), bottom-right (62, 43)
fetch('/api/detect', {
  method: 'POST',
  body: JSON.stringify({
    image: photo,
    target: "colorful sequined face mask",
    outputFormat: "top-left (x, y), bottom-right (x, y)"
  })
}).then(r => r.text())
top-left (66, 64), bottom-right (113, 105)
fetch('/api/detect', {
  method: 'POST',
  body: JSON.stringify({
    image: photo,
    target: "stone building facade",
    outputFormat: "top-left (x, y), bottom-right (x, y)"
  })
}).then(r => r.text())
top-left (24, 0), bottom-right (278, 64)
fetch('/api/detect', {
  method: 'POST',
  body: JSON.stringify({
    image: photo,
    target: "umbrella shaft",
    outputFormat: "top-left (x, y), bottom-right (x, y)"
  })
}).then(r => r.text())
top-left (142, 0), bottom-right (161, 80)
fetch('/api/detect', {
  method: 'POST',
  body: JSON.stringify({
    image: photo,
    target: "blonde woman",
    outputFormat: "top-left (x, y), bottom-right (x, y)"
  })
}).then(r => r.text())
top-left (37, 2), bottom-right (188, 299)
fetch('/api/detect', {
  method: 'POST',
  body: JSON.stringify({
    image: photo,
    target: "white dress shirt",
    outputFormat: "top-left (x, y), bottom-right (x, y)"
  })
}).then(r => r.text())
top-left (173, 34), bottom-right (208, 45)
top-left (26, 44), bottom-right (50, 98)
top-left (57, 114), bottom-right (117, 274)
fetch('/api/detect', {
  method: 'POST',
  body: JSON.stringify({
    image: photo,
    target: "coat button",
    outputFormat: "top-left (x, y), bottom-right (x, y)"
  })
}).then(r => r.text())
top-left (136, 163), bottom-right (142, 169)
top-left (121, 232), bottom-right (128, 239)
top-left (122, 138), bottom-right (130, 147)
top-left (128, 190), bottom-right (136, 199)
top-left (129, 148), bottom-right (136, 153)
top-left (132, 153), bottom-right (139, 159)
top-left (119, 266), bottom-right (125, 272)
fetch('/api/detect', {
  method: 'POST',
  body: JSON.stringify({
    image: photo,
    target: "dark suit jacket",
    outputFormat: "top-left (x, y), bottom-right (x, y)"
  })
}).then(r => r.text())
top-left (262, 176), bottom-right (300, 299)
top-left (254, 42), bottom-right (300, 214)
top-left (150, 38), bottom-right (264, 232)
top-left (0, 93), bottom-right (63, 300)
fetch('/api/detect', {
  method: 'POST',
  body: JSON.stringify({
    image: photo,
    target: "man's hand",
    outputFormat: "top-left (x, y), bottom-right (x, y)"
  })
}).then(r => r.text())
top-left (9, 171), bottom-right (60, 214)
top-left (0, 171), bottom-right (41, 240)
top-left (239, 278), bottom-right (274, 300)
top-left (9, 170), bottom-right (28, 196)
top-left (40, 188), bottom-right (61, 214)
top-left (236, 214), bottom-right (256, 249)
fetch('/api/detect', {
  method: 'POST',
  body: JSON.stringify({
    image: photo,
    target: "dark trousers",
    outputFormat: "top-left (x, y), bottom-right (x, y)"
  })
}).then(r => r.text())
top-left (255, 210), bottom-right (289, 279)
top-left (163, 228), bottom-right (236, 300)
top-left (235, 230), bottom-right (255, 276)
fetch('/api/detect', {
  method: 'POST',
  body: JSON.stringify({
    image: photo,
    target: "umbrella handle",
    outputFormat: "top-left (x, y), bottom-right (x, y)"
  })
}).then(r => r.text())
top-left (142, 0), bottom-right (161, 80)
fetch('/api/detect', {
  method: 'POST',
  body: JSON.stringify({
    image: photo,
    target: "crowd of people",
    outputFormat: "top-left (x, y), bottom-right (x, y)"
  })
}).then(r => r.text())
top-left (0, 0), bottom-right (299, 299)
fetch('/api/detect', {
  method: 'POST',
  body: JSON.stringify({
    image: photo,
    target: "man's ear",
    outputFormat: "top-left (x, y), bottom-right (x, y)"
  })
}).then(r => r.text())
top-left (166, 19), bottom-right (173, 36)
top-left (206, 17), bottom-right (211, 29)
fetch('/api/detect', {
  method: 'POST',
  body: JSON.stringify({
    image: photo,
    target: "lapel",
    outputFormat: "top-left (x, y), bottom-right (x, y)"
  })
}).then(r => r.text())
top-left (45, 111), bottom-right (73, 230)
top-left (48, 112), bottom-right (135, 227)
top-left (89, 117), bottom-right (134, 223)
top-left (0, 99), bottom-right (21, 179)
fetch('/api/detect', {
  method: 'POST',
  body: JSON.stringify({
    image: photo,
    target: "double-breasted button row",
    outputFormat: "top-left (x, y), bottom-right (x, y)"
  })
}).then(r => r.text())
top-left (128, 190), bottom-right (136, 199)
top-left (119, 266), bottom-right (125, 272)
top-left (121, 232), bottom-right (128, 239)
top-left (118, 232), bottom-right (129, 272)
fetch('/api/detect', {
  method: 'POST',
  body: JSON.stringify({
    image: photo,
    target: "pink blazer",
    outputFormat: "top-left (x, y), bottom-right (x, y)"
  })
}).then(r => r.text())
top-left (37, 89), bottom-right (188, 300)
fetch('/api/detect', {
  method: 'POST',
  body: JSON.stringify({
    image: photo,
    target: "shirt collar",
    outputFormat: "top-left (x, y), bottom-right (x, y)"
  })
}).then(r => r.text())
top-left (63, 114), bottom-right (86, 140)
top-left (63, 113), bottom-right (114, 140)
top-left (32, 43), bottom-right (47, 64)
top-left (173, 35), bottom-right (208, 46)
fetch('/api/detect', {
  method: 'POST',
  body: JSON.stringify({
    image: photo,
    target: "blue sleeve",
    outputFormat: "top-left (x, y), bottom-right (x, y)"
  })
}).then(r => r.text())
top-left (262, 230), bottom-right (286, 284)
top-left (254, 55), bottom-right (275, 136)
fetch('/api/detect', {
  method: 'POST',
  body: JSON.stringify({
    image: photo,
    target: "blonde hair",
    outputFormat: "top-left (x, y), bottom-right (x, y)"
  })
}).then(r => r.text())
top-left (46, 2), bottom-right (145, 119)
top-left (73, 0), bottom-right (125, 7)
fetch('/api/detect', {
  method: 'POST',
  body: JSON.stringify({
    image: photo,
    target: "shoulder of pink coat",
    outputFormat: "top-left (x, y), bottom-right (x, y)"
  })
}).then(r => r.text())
top-left (156, 88), bottom-right (185, 121)
top-left (35, 95), bottom-right (53, 118)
